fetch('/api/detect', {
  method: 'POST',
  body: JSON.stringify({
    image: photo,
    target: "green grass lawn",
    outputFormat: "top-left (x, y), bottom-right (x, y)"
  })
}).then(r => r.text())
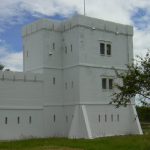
top-left (0, 135), bottom-right (150, 150)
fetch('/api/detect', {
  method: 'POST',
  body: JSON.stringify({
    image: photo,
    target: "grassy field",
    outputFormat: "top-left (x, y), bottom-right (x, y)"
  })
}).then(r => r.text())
top-left (0, 134), bottom-right (150, 150)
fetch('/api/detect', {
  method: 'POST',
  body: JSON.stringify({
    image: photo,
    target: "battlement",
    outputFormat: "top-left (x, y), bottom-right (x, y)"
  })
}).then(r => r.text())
top-left (0, 71), bottom-right (43, 82)
top-left (22, 15), bottom-right (133, 37)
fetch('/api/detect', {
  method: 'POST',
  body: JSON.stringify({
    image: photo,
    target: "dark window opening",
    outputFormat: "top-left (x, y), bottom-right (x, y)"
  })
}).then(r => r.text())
top-left (107, 44), bottom-right (111, 55)
top-left (98, 115), bottom-right (100, 123)
top-left (105, 114), bottom-right (107, 122)
top-left (65, 46), bottom-right (67, 54)
top-left (100, 43), bottom-right (105, 55)
top-left (17, 117), bottom-right (20, 124)
top-left (5, 117), bottom-right (7, 124)
top-left (71, 81), bottom-right (74, 88)
top-left (109, 79), bottom-right (113, 89)
top-left (111, 114), bottom-right (113, 122)
top-left (71, 44), bottom-right (73, 52)
top-left (117, 114), bottom-right (119, 122)
top-left (53, 43), bottom-right (55, 50)
top-left (53, 77), bottom-right (55, 85)
top-left (53, 114), bottom-right (56, 122)
top-left (29, 116), bottom-right (32, 124)
top-left (65, 82), bottom-right (67, 89)
top-left (102, 78), bottom-right (107, 89)
top-left (66, 115), bottom-right (68, 122)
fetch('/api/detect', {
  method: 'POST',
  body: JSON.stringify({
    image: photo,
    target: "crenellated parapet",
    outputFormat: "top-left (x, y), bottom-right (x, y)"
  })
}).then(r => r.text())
top-left (22, 15), bottom-right (133, 37)
top-left (0, 71), bottom-right (43, 82)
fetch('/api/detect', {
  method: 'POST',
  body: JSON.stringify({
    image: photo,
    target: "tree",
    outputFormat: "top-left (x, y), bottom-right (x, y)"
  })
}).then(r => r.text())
top-left (111, 51), bottom-right (150, 107)
top-left (0, 64), bottom-right (4, 70)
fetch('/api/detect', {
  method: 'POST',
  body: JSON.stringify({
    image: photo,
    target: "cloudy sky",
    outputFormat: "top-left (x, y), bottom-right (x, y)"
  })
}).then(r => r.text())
top-left (0, 0), bottom-right (150, 71)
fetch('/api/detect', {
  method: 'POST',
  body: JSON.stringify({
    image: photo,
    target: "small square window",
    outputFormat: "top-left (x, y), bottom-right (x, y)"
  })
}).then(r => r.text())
top-left (107, 44), bottom-right (111, 55)
top-left (100, 43), bottom-right (105, 55)
top-left (102, 78), bottom-right (107, 89)
top-left (109, 79), bottom-right (113, 89)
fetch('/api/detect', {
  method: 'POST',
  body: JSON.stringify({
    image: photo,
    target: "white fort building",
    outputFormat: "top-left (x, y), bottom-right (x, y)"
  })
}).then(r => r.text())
top-left (0, 15), bottom-right (142, 139)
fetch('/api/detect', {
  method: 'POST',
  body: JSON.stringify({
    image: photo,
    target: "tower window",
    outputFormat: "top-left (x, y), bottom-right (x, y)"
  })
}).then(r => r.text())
top-left (107, 44), bottom-right (111, 55)
top-left (100, 43), bottom-right (105, 55)
top-left (102, 78), bottom-right (107, 89)
top-left (109, 79), bottom-right (113, 89)
top-left (53, 77), bottom-right (55, 85)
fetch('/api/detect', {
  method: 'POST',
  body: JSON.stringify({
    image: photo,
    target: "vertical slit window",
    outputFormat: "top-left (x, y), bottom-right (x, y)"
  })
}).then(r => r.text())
top-left (102, 78), bottom-right (107, 89)
top-left (65, 82), bottom-right (67, 89)
top-left (105, 114), bottom-right (107, 122)
top-left (53, 43), bottom-right (55, 50)
top-left (53, 114), bottom-right (56, 122)
top-left (65, 46), bottom-right (67, 54)
top-left (100, 43), bottom-right (105, 55)
top-left (17, 117), bottom-right (20, 124)
top-left (26, 51), bottom-right (28, 57)
top-left (66, 115), bottom-right (68, 123)
top-left (5, 117), bottom-right (7, 124)
top-left (29, 116), bottom-right (32, 124)
top-left (111, 114), bottom-right (113, 122)
top-left (53, 77), bottom-right (55, 85)
top-left (71, 44), bottom-right (72, 52)
top-left (117, 114), bottom-right (119, 122)
top-left (71, 81), bottom-right (74, 88)
top-left (98, 115), bottom-right (100, 123)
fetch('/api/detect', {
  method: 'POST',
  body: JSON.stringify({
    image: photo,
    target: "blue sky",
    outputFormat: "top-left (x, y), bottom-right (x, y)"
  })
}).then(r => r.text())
top-left (0, 0), bottom-right (150, 71)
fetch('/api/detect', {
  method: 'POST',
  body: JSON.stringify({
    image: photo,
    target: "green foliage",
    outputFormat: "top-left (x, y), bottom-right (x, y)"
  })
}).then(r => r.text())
top-left (112, 51), bottom-right (150, 107)
top-left (0, 136), bottom-right (150, 150)
top-left (136, 106), bottom-right (150, 122)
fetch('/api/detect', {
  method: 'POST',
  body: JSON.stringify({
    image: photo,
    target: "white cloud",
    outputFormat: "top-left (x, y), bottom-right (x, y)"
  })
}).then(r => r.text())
top-left (0, 42), bottom-right (22, 71)
top-left (0, 0), bottom-right (150, 70)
